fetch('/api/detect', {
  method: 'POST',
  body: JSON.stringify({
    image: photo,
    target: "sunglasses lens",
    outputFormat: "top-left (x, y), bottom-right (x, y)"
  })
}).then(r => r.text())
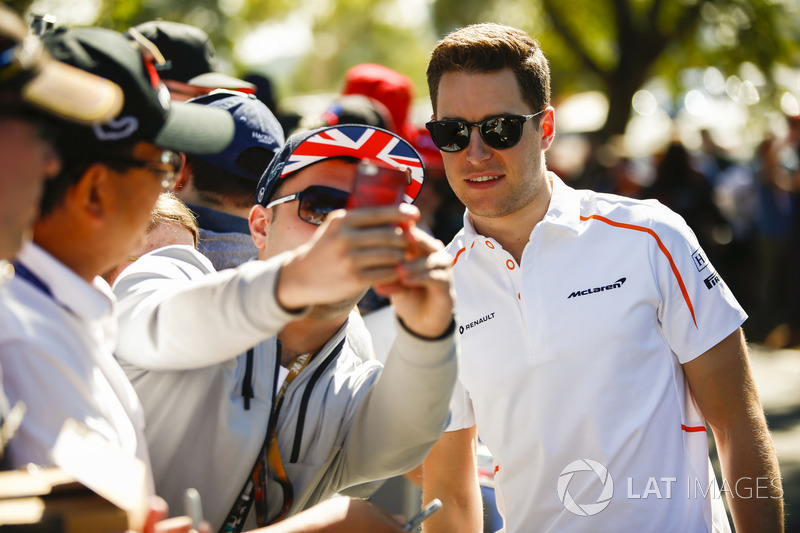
top-left (481, 116), bottom-right (523, 149)
top-left (428, 121), bottom-right (471, 153)
top-left (298, 187), bottom-right (349, 225)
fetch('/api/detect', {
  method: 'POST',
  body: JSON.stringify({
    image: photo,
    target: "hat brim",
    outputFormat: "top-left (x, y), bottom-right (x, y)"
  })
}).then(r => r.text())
top-left (272, 125), bottom-right (425, 203)
top-left (187, 72), bottom-right (256, 92)
top-left (153, 101), bottom-right (236, 155)
top-left (20, 50), bottom-right (124, 125)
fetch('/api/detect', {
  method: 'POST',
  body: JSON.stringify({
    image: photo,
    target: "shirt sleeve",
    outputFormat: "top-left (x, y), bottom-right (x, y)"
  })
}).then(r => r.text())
top-left (340, 317), bottom-right (458, 483)
top-left (113, 245), bottom-right (307, 370)
top-left (648, 203), bottom-right (747, 363)
top-left (445, 377), bottom-right (475, 432)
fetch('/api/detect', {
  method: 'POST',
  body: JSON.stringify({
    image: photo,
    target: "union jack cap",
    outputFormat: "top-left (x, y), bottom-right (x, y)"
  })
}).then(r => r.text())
top-left (256, 124), bottom-right (425, 206)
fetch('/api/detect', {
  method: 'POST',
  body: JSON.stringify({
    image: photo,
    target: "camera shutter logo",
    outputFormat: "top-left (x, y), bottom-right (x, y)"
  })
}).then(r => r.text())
top-left (557, 459), bottom-right (614, 516)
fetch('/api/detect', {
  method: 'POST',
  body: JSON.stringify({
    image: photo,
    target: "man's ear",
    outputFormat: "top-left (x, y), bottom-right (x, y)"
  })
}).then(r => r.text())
top-left (249, 204), bottom-right (272, 251)
top-left (540, 106), bottom-right (556, 151)
top-left (69, 163), bottom-right (113, 223)
top-left (173, 153), bottom-right (191, 192)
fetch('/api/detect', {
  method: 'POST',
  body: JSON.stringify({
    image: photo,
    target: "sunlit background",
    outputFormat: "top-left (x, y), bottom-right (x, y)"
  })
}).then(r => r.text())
top-left (12, 0), bottom-right (800, 164)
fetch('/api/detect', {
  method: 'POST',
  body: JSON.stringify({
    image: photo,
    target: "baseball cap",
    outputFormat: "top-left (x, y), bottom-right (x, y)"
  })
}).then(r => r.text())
top-left (342, 63), bottom-right (417, 142)
top-left (187, 90), bottom-right (284, 180)
top-left (0, 6), bottom-right (123, 124)
top-left (133, 20), bottom-right (255, 92)
top-left (40, 26), bottom-right (235, 157)
top-left (320, 94), bottom-right (392, 130)
top-left (256, 124), bottom-right (425, 206)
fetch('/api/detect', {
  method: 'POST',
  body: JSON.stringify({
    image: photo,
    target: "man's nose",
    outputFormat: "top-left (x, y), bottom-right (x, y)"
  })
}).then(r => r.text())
top-left (465, 127), bottom-right (491, 164)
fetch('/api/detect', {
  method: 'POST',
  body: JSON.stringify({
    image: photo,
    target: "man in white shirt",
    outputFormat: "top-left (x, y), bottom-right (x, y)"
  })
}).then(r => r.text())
top-left (0, 22), bottom-right (234, 492)
top-left (0, 5), bottom-right (123, 468)
top-left (420, 22), bottom-right (783, 533)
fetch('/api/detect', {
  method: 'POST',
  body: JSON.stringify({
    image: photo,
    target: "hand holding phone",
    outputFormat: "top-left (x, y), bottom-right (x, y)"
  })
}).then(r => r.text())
top-left (403, 498), bottom-right (442, 531)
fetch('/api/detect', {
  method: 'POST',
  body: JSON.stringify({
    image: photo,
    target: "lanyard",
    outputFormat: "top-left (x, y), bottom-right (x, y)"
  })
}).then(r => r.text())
top-left (220, 348), bottom-right (312, 533)
top-left (254, 351), bottom-right (311, 526)
top-left (11, 261), bottom-right (53, 298)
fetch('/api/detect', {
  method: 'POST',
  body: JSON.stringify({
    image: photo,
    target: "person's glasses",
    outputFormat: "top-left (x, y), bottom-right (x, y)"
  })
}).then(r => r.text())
top-left (103, 150), bottom-right (183, 191)
top-left (425, 111), bottom-right (544, 153)
top-left (265, 185), bottom-right (349, 226)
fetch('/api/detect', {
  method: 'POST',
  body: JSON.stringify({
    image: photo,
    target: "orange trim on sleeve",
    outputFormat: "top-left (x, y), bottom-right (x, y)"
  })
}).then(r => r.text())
top-left (681, 424), bottom-right (707, 433)
top-left (580, 214), bottom-right (698, 328)
top-left (452, 247), bottom-right (466, 266)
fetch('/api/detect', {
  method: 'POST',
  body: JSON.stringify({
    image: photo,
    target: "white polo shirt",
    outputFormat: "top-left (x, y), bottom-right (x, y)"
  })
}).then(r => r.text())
top-left (447, 174), bottom-right (745, 533)
top-left (0, 243), bottom-right (153, 494)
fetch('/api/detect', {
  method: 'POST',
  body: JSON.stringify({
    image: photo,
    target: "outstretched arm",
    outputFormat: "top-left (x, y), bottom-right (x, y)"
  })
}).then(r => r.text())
top-left (683, 328), bottom-right (784, 532)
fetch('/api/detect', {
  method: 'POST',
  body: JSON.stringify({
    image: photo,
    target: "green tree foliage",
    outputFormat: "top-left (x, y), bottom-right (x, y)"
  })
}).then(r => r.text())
top-left (287, 0), bottom-right (438, 98)
top-left (10, 0), bottom-right (800, 142)
top-left (12, 0), bottom-right (297, 79)
top-left (429, 0), bottom-right (800, 140)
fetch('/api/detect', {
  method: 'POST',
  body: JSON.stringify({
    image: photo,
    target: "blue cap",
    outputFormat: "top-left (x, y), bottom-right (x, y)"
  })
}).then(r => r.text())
top-left (187, 89), bottom-right (284, 180)
top-left (256, 124), bottom-right (425, 206)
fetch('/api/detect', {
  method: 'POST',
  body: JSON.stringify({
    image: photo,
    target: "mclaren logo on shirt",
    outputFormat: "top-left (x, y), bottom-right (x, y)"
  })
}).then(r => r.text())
top-left (459, 312), bottom-right (496, 334)
top-left (567, 277), bottom-right (627, 299)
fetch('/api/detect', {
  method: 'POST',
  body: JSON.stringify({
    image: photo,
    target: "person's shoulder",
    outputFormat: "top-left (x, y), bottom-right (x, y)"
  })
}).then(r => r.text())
top-left (117, 245), bottom-right (216, 284)
top-left (0, 291), bottom-right (33, 344)
top-left (578, 189), bottom-right (683, 229)
top-left (0, 282), bottom-right (84, 363)
top-left (0, 278), bottom-right (60, 334)
top-left (145, 245), bottom-right (216, 271)
top-left (332, 341), bottom-right (383, 384)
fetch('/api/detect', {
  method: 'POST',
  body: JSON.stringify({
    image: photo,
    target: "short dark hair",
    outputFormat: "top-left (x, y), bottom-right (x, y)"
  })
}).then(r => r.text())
top-left (187, 146), bottom-right (274, 208)
top-left (426, 23), bottom-right (551, 116)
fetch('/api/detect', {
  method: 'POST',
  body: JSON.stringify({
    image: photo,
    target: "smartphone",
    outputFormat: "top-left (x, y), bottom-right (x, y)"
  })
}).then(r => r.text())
top-left (346, 159), bottom-right (410, 209)
top-left (403, 498), bottom-right (442, 531)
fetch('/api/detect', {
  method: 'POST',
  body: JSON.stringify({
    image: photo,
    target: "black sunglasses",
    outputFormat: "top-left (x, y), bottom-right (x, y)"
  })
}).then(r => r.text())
top-left (425, 111), bottom-right (544, 153)
top-left (265, 185), bottom-right (349, 226)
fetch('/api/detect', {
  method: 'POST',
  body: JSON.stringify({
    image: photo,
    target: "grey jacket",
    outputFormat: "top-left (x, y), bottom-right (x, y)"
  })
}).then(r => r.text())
top-left (112, 246), bottom-right (457, 530)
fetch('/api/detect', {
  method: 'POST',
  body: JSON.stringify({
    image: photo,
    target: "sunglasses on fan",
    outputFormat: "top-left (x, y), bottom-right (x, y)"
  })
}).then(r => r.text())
top-left (265, 185), bottom-right (349, 226)
top-left (425, 110), bottom-right (544, 153)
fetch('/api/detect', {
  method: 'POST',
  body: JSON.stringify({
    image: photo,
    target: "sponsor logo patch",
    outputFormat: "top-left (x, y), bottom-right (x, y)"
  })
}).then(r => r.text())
top-left (567, 278), bottom-right (627, 299)
top-left (459, 312), bottom-right (496, 334)
top-left (692, 249), bottom-right (709, 272)
top-left (704, 271), bottom-right (721, 290)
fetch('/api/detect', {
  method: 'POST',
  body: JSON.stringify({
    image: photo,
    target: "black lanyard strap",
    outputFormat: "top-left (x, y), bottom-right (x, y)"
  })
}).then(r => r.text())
top-left (219, 337), bottom-right (345, 532)
top-left (12, 261), bottom-right (53, 298)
